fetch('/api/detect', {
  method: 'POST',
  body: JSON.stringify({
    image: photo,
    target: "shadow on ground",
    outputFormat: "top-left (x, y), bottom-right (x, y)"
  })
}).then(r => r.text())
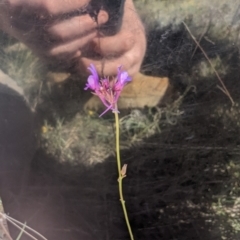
top-left (1, 22), bottom-right (240, 240)
top-left (4, 84), bottom-right (240, 240)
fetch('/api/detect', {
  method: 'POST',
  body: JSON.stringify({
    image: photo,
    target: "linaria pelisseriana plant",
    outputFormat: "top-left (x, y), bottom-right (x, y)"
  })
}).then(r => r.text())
top-left (84, 64), bottom-right (134, 240)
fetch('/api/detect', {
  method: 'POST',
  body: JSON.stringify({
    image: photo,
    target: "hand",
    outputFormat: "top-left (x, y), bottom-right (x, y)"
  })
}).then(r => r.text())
top-left (0, 0), bottom-right (146, 77)
top-left (78, 0), bottom-right (147, 77)
top-left (0, 0), bottom-right (109, 62)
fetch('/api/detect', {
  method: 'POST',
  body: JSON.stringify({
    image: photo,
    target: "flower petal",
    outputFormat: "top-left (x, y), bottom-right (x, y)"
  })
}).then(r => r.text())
top-left (84, 75), bottom-right (95, 90)
top-left (88, 64), bottom-right (99, 81)
top-left (85, 64), bottom-right (100, 90)
top-left (119, 71), bottom-right (132, 85)
top-left (114, 66), bottom-right (132, 91)
top-left (101, 78), bottom-right (110, 90)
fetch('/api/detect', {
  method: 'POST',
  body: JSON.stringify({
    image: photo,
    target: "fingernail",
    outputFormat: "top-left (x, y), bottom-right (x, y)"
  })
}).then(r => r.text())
top-left (97, 10), bottom-right (109, 24)
top-left (73, 50), bottom-right (81, 58)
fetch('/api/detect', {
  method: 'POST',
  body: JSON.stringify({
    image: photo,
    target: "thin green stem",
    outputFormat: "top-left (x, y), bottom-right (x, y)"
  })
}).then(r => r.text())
top-left (114, 110), bottom-right (134, 240)
top-left (115, 110), bottom-right (121, 175)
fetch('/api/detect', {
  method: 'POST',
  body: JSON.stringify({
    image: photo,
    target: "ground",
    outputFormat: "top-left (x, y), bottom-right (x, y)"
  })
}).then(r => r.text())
top-left (1, 2), bottom-right (240, 239)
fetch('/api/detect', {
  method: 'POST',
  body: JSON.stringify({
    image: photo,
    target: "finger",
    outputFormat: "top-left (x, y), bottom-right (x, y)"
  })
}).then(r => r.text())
top-left (8, 0), bottom-right (90, 16)
top-left (48, 31), bottom-right (96, 58)
top-left (47, 10), bottom-right (108, 42)
top-left (78, 48), bottom-right (142, 77)
top-left (44, 0), bottom-right (90, 15)
top-left (92, 31), bottom-right (135, 57)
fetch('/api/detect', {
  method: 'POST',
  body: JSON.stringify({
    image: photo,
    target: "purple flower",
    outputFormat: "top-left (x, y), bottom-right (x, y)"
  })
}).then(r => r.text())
top-left (114, 66), bottom-right (132, 91)
top-left (84, 64), bottom-right (132, 116)
top-left (84, 64), bottom-right (100, 91)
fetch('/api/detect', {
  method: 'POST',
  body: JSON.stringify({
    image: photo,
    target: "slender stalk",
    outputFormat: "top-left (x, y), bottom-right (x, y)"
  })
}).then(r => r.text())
top-left (16, 222), bottom-right (26, 240)
top-left (5, 218), bottom-right (38, 240)
top-left (114, 110), bottom-right (134, 240)
top-left (182, 21), bottom-right (234, 105)
top-left (6, 215), bottom-right (47, 240)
